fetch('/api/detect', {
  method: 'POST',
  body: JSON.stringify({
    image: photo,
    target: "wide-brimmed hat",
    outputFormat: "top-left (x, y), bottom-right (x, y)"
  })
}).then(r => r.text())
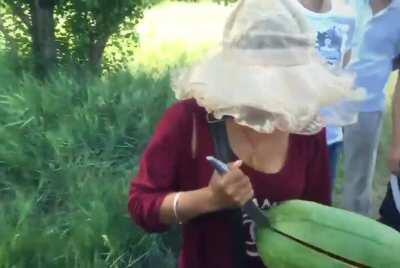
top-left (172, 0), bottom-right (365, 134)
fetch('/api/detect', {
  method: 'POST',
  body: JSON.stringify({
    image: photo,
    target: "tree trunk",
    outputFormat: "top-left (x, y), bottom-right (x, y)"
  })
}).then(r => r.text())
top-left (88, 37), bottom-right (108, 74)
top-left (30, 0), bottom-right (57, 78)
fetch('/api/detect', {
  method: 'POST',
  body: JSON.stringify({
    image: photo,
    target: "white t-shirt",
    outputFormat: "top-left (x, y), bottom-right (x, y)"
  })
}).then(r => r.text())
top-left (294, 0), bottom-right (357, 145)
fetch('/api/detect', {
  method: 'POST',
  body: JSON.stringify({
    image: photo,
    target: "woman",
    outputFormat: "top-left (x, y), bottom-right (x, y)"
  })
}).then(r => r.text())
top-left (129, 0), bottom-right (364, 267)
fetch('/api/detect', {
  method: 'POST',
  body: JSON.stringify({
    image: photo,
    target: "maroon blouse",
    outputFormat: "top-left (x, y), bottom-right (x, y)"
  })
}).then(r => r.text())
top-left (129, 99), bottom-right (331, 268)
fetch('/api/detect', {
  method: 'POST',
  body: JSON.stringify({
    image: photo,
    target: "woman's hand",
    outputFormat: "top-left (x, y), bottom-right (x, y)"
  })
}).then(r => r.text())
top-left (159, 161), bottom-right (254, 225)
top-left (208, 160), bottom-right (254, 210)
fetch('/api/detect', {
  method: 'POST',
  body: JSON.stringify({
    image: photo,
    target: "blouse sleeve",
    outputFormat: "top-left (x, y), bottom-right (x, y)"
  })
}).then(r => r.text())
top-left (302, 129), bottom-right (332, 206)
top-left (128, 101), bottom-right (191, 232)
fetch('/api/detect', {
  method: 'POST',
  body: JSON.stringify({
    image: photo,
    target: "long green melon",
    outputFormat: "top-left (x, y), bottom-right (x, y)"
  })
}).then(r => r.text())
top-left (256, 200), bottom-right (400, 268)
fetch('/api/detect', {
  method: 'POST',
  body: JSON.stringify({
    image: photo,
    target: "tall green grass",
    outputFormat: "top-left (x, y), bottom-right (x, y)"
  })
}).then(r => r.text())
top-left (0, 54), bottom-right (181, 267)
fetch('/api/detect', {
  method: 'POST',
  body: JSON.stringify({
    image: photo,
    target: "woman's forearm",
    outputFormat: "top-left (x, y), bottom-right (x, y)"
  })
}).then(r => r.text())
top-left (160, 164), bottom-right (253, 225)
top-left (159, 187), bottom-right (221, 225)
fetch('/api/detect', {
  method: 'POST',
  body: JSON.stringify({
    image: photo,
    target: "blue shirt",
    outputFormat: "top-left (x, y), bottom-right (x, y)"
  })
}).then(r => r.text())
top-left (348, 0), bottom-right (400, 112)
top-left (295, 0), bottom-right (356, 144)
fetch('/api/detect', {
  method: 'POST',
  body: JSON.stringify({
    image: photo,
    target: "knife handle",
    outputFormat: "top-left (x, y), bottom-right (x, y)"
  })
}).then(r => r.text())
top-left (206, 156), bottom-right (230, 175)
top-left (206, 156), bottom-right (270, 227)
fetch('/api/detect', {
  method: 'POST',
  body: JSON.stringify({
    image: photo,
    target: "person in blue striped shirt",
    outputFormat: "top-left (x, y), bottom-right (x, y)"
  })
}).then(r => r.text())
top-left (341, 0), bottom-right (400, 216)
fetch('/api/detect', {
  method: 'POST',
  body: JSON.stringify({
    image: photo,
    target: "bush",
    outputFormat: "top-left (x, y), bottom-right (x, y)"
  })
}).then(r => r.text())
top-left (0, 60), bottom-right (178, 267)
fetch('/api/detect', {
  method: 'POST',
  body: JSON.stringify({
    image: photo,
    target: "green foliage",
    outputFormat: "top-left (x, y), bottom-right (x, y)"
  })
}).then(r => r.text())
top-left (0, 3), bottom-right (219, 265)
top-left (0, 55), bottom-right (177, 267)
top-left (55, 0), bottom-right (149, 71)
top-left (0, 1), bottom-right (32, 61)
top-left (0, 0), bottom-right (149, 72)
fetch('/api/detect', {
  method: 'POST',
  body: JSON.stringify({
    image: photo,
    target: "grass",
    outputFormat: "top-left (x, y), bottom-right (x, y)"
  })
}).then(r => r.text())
top-left (0, 1), bottom-right (398, 267)
top-left (131, 0), bottom-right (233, 72)
top-left (0, 66), bottom-right (178, 268)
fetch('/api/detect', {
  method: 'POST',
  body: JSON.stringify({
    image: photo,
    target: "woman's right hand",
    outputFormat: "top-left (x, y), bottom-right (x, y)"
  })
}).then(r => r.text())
top-left (207, 160), bottom-right (254, 210)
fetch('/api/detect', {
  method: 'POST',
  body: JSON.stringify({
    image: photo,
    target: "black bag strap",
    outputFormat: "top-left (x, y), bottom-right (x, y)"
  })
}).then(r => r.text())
top-left (207, 115), bottom-right (248, 268)
top-left (207, 115), bottom-right (236, 163)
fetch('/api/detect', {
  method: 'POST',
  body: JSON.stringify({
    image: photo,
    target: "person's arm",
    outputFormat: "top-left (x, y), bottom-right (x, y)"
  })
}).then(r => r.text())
top-left (159, 162), bottom-right (253, 225)
top-left (159, 189), bottom-right (216, 225)
top-left (302, 129), bottom-right (332, 205)
top-left (388, 72), bottom-right (400, 175)
top-left (128, 102), bottom-right (190, 232)
top-left (129, 102), bottom-right (252, 232)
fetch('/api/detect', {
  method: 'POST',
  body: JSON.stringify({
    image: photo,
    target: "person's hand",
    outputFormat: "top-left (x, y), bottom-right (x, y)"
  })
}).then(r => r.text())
top-left (388, 145), bottom-right (400, 175)
top-left (207, 160), bottom-right (254, 210)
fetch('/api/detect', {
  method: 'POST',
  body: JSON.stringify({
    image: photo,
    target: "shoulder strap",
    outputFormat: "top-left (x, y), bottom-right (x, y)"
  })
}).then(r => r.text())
top-left (207, 115), bottom-right (248, 268)
top-left (207, 115), bottom-right (236, 163)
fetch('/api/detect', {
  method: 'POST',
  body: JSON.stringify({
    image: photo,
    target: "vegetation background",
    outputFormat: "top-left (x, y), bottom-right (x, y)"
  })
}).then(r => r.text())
top-left (0, 1), bottom-right (397, 267)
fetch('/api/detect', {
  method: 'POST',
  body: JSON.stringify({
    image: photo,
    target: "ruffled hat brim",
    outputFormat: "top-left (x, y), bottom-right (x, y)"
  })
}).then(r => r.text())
top-left (172, 49), bottom-right (365, 134)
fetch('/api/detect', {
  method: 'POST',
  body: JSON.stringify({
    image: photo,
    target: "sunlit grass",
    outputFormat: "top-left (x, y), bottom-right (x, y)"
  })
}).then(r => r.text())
top-left (132, 1), bottom-right (232, 71)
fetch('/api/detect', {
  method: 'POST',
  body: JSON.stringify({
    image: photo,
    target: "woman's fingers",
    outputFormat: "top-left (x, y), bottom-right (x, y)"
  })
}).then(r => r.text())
top-left (208, 160), bottom-right (254, 209)
top-left (231, 160), bottom-right (243, 168)
top-left (221, 170), bottom-right (253, 206)
top-left (233, 179), bottom-right (254, 206)
top-left (238, 188), bottom-right (254, 206)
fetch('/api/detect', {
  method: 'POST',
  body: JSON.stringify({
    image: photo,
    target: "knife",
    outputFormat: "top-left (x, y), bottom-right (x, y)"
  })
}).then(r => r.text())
top-left (206, 156), bottom-right (270, 228)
